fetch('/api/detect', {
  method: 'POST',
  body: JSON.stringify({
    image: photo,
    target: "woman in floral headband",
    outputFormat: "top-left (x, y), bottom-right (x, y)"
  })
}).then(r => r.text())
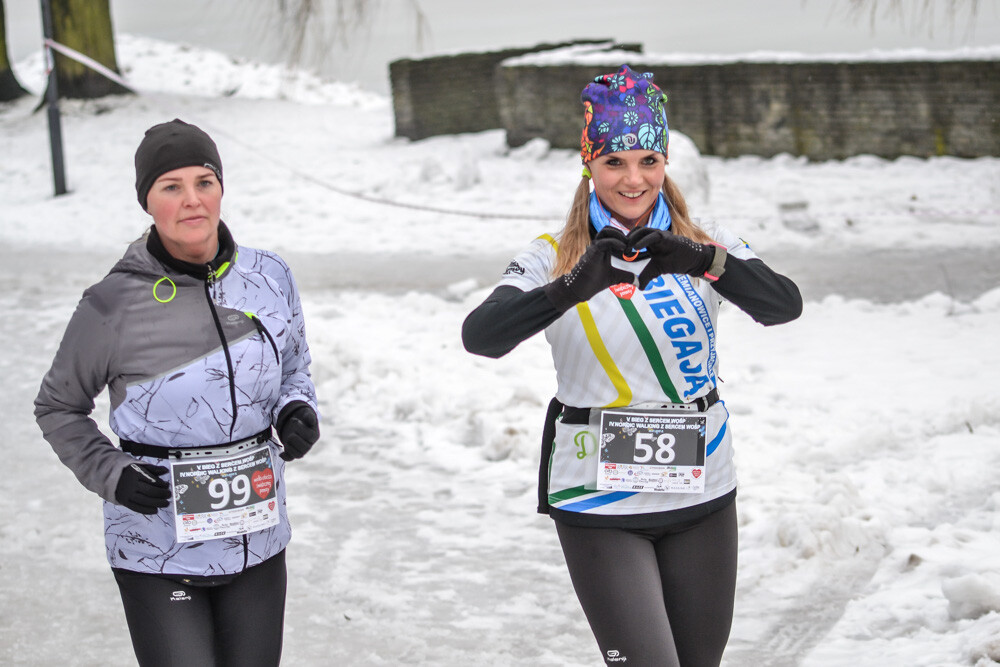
top-left (463, 65), bottom-right (802, 665)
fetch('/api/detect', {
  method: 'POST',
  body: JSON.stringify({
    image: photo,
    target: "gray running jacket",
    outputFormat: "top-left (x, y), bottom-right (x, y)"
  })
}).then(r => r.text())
top-left (34, 223), bottom-right (318, 578)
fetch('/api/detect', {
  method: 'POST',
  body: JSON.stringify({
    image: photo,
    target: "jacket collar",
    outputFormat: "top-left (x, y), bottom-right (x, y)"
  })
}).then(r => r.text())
top-left (147, 221), bottom-right (237, 281)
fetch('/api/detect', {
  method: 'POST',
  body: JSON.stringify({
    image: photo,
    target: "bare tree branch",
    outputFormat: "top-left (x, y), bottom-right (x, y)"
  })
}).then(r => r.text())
top-left (833, 0), bottom-right (982, 38)
top-left (274, 0), bottom-right (428, 72)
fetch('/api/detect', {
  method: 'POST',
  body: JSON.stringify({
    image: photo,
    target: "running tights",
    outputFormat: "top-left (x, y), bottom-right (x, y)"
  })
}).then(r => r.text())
top-left (554, 502), bottom-right (738, 667)
top-left (113, 550), bottom-right (287, 667)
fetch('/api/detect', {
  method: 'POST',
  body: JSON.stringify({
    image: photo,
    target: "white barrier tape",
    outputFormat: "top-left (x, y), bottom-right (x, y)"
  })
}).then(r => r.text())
top-left (43, 38), bottom-right (137, 93)
top-left (37, 38), bottom-right (1000, 223)
top-left (35, 42), bottom-right (550, 221)
top-left (44, 42), bottom-right (55, 75)
top-left (187, 119), bottom-right (560, 221)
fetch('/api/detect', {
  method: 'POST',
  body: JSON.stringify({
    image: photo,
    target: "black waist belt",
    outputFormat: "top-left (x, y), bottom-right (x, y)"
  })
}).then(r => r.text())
top-left (537, 397), bottom-right (564, 515)
top-left (120, 427), bottom-right (272, 460)
top-left (559, 387), bottom-right (720, 425)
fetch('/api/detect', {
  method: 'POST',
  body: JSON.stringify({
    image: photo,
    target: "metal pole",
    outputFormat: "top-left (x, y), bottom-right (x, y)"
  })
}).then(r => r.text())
top-left (39, 0), bottom-right (67, 196)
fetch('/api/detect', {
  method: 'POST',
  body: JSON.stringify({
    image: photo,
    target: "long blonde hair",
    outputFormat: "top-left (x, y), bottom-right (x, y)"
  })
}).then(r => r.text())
top-left (553, 174), bottom-right (714, 277)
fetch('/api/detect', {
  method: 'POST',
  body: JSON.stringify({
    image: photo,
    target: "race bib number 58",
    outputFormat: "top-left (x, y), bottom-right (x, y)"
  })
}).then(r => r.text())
top-left (171, 444), bottom-right (280, 542)
top-left (597, 410), bottom-right (707, 494)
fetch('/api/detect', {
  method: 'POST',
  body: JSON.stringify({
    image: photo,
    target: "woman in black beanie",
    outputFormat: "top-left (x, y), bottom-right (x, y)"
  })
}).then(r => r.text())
top-left (35, 119), bottom-right (321, 666)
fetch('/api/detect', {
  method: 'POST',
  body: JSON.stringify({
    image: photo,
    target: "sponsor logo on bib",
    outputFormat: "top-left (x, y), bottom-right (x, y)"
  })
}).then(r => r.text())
top-left (610, 283), bottom-right (635, 300)
top-left (252, 469), bottom-right (274, 499)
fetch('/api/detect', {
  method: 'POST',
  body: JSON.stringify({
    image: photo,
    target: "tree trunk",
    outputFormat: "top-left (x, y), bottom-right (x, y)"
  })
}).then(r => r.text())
top-left (0, 0), bottom-right (28, 102)
top-left (50, 0), bottom-right (130, 98)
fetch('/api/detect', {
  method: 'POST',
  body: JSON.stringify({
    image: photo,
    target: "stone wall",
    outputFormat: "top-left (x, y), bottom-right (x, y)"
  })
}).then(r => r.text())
top-left (497, 58), bottom-right (999, 159)
top-left (390, 45), bottom-right (999, 159)
top-left (390, 40), bottom-right (635, 141)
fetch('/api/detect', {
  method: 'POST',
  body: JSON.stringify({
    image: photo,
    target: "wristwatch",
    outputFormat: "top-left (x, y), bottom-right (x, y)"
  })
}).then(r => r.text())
top-left (703, 243), bottom-right (727, 282)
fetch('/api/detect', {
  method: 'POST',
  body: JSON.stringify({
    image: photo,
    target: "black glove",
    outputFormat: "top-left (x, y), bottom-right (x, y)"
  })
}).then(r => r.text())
top-left (115, 463), bottom-right (171, 515)
top-left (543, 227), bottom-right (633, 311)
top-left (626, 227), bottom-right (715, 289)
top-left (277, 403), bottom-right (320, 461)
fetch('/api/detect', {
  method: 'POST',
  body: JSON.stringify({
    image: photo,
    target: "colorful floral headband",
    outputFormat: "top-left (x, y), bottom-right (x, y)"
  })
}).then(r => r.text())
top-left (580, 64), bottom-right (669, 164)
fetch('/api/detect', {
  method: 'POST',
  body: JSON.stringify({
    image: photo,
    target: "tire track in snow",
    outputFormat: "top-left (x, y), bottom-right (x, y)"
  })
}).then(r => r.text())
top-left (723, 554), bottom-right (882, 667)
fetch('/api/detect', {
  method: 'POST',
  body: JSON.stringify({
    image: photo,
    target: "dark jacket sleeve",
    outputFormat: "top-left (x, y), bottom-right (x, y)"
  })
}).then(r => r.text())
top-left (462, 285), bottom-right (565, 358)
top-left (462, 252), bottom-right (802, 358)
top-left (711, 255), bottom-right (803, 325)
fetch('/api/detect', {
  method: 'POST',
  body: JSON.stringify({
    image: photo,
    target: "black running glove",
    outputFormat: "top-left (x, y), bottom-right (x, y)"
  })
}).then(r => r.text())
top-left (543, 227), bottom-right (633, 311)
top-left (115, 463), bottom-right (171, 515)
top-left (626, 227), bottom-right (716, 289)
top-left (277, 403), bottom-right (320, 461)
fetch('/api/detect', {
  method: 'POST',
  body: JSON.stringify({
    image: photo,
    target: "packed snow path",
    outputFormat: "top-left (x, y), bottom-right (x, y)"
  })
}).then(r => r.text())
top-left (5, 28), bottom-right (1000, 665)
top-left (5, 244), bottom-right (1000, 666)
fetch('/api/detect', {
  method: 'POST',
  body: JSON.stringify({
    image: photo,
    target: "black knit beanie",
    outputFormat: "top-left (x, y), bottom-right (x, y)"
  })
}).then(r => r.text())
top-left (134, 119), bottom-right (223, 211)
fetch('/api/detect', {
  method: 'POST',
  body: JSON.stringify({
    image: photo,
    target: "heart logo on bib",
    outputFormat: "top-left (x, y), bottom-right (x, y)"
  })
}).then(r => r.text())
top-left (268, 501), bottom-right (276, 511)
top-left (610, 283), bottom-right (635, 300)
top-left (252, 469), bottom-right (274, 499)
top-left (692, 469), bottom-right (703, 479)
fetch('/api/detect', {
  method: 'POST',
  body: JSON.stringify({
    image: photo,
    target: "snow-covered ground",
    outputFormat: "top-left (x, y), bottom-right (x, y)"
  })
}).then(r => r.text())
top-left (3, 37), bottom-right (1000, 666)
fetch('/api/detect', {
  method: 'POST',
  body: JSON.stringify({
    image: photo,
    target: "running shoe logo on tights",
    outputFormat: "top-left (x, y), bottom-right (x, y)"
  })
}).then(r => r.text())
top-left (170, 590), bottom-right (192, 602)
top-left (606, 649), bottom-right (628, 663)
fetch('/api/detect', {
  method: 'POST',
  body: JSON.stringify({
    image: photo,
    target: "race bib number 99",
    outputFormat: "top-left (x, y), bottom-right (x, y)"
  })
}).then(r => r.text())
top-left (597, 410), bottom-right (707, 494)
top-left (171, 444), bottom-right (280, 542)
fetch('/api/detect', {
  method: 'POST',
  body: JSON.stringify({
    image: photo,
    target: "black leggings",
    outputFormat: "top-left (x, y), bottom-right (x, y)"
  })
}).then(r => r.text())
top-left (554, 502), bottom-right (738, 667)
top-left (113, 550), bottom-right (287, 667)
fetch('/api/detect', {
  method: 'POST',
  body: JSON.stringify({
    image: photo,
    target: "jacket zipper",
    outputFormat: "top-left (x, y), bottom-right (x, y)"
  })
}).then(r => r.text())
top-left (203, 272), bottom-right (238, 441)
top-left (204, 267), bottom-right (250, 571)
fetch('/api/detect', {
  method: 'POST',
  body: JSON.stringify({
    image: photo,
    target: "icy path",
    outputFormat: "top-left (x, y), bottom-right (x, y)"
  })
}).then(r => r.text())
top-left (0, 253), bottom-right (594, 666)
top-left (4, 247), bottom-right (1000, 666)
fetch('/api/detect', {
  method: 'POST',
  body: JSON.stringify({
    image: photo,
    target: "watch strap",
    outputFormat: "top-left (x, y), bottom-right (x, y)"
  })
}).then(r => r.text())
top-left (703, 243), bottom-right (727, 282)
